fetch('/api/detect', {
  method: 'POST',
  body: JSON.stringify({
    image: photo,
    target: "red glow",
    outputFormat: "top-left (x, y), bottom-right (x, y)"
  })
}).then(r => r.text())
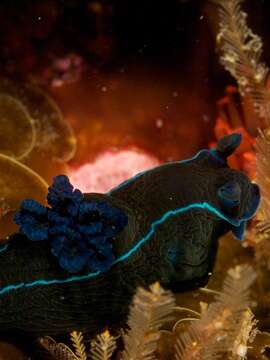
top-left (69, 149), bottom-right (160, 193)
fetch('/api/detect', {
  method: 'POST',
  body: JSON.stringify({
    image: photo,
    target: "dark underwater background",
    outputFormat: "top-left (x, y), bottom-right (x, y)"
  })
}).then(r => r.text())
top-left (0, 1), bottom-right (270, 359)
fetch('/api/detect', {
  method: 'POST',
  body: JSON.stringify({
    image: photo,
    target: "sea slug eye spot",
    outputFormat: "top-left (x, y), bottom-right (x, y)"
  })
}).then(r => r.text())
top-left (218, 181), bottom-right (241, 210)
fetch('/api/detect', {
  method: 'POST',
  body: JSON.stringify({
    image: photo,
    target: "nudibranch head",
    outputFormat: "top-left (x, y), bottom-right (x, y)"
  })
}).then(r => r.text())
top-left (188, 133), bottom-right (260, 239)
top-left (216, 174), bottom-right (260, 240)
top-left (209, 134), bottom-right (260, 240)
top-left (204, 133), bottom-right (260, 241)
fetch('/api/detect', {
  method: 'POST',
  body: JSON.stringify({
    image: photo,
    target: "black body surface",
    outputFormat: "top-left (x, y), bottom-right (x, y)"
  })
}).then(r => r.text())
top-left (0, 134), bottom-right (260, 336)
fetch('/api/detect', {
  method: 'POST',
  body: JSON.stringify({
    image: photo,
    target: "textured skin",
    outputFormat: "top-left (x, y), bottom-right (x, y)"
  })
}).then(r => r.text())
top-left (0, 135), bottom-right (259, 336)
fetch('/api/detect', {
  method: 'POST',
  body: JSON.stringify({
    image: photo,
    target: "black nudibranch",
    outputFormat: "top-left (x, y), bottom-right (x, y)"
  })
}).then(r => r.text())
top-left (0, 133), bottom-right (260, 336)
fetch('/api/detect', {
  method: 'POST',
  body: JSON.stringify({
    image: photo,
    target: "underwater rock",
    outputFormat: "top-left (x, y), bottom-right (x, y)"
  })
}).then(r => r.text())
top-left (0, 134), bottom-right (260, 336)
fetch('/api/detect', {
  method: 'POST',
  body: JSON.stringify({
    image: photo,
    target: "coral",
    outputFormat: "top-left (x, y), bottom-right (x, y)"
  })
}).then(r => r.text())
top-left (213, 0), bottom-right (270, 269)
top-left (39, 265), bottom-right (267, 360)
top-left (213, 12), bottom-right (270, 359)
top-left (0, 79), bottom-right (77, 239)
top-left (121, 282), bottom-right (175, 360)
top-left (42, 53), bottom-right (86, 88)
top-left (255, 130), bottom-right (270, 220)
top-left (212, 0), bottom-right (270, 120)
top-left (0, 78), bottom-right (77, 162)
top-left (0, 94), bottom-right (36, 160)
top-left (0, 153), bottom-right (48, 239)
top-left (70, 332), bottom-right (88, 360)
top-left (39, 336), bottom-right (80, 360)
top-left (69, 149), bottom-right (159, 193)
top-left (90, 330), bottom-right (116, 360)
top-left (39, 282), bottom-right (175, 360)
top-left (41, 330), bottom-right (117, 360)
top-left (174, 264), bottom-right (257, 360)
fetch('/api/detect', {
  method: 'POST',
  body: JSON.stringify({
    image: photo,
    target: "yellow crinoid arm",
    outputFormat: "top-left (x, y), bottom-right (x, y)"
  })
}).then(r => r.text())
top-left (0, 94), bottom-right (36, 160)
top-left (0, 154), bottom-right (48, 239)
top-left (0, 79), bottom-right (77, 163)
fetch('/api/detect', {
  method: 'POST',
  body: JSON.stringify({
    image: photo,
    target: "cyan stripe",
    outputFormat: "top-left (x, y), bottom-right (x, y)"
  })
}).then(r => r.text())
top-left (0, 201), bottom-right (242, 296)
top-left (0, 243), bottom-right (9, 253)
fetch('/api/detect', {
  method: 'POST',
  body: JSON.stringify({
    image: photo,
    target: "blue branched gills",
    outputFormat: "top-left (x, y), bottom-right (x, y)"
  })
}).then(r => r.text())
top-left (14, 175), bottom-right (128, 274)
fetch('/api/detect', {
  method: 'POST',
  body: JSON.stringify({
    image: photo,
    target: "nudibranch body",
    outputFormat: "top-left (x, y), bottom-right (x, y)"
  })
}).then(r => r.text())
top-left (0, 134), bottom-right (260, 336)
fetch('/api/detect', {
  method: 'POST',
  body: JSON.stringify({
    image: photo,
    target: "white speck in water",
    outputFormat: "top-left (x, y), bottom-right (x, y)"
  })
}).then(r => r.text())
top-left (236, 344), bottom-right (247, 357)
top-left (202, 114), bottom-right (210, 123)
top-left (156, 118), bottom-right (163, 128)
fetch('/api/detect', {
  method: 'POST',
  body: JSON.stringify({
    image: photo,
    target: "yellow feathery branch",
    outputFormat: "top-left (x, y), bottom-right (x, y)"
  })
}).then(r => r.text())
top-left (175, 264), bottom-right (257, 360)
top-left (213, 0), bottom-right (270, 264)
top-left (212, 0), bottom-right (270, 120)
top-left (90, 330), bottom-right (116, 360)
top-left (255, 129), bottom-right (270, 219)
top-left (39, 336), bottom-right (79, 360)
top-left (121, 282), bottom-right (175, 360)
top-left (70, 331), bottom-right (87, 360)
top-left (231, 309), bottom-right (258, 359)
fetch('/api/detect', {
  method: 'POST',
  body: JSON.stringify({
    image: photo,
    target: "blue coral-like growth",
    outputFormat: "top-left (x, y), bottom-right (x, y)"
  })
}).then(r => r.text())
top-left (14, 175), bottom-right (128, 273)
top-left (47, 175), bottom-right (83, 217)
top-left (14, 199), bottom-right (49, 241)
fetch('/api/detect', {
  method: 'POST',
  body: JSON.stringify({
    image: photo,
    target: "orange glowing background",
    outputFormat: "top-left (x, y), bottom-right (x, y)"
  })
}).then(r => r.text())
top-left (52, 66), bottom-right (215, 192)
top-left (0, 0), bottom-right (264, 220)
